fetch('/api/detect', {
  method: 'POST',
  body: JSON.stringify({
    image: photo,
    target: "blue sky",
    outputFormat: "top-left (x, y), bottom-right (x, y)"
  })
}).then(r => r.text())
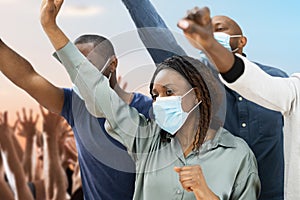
top-left (0, 0), bottom-right (299, 118)
top-left (148, 0), bottom-right (300, 74)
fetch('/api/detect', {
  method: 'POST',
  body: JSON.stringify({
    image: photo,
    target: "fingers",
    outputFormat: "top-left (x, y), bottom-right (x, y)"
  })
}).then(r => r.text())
top-left (175, 165), bottom-right (203, 192)
top-left (117, 75), bottom-right (128, 90)
top-left (56, 0), bottom-right (64, 12)
top-left (178, 19), bottom-right (207, 35)
top-left (39, 105), bottom-right (47, 118)
top-left (12, 119), bottom-right (19, 131)
top-left (34, 114), bottom-right (40, 124)
top-left (174, 166), bottom-right (181, 173)
top-left (185, 7), bottom-right (210, 26)
top-left (3, 111), bottom-right (8, 124)
top-left (22, 107), bottom-right (28, 122)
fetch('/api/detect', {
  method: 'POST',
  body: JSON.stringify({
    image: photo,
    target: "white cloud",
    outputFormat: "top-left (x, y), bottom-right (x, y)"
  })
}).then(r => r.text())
top-left (62, 5), bottom-right (104, 17)
top-left (0, 0), bottom-right (17, 4)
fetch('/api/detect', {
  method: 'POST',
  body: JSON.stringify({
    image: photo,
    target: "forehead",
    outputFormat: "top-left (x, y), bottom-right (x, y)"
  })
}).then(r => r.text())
top-left (212, 16), bottom-right (232, 25)
top-left (212, 16), bottom-right (241, 34)
top-left (153, 68), bottom-right (190, 89)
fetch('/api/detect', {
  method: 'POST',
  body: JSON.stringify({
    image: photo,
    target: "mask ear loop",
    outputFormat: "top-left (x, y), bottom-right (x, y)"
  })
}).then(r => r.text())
top-left (100, 57), bottom-right (112, 74)
top-left (180, 88), bottom-right (195, 100)
top-left (181, 88), bottom-right (203, 114)
top-left (187, 100), bottom-right (202, 115)
top-left (229, 35), bottom-right (242, 53)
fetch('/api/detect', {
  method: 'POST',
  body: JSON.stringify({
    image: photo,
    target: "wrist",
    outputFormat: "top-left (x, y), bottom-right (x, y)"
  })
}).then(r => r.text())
top-left (193, 187), bottom-right (219, 200)
top-left (42, 23), bottom-right (59, 35)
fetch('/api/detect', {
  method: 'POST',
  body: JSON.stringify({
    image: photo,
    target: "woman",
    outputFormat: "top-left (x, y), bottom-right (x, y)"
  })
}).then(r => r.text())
top-left (60, 51), bottom-right (260, 199)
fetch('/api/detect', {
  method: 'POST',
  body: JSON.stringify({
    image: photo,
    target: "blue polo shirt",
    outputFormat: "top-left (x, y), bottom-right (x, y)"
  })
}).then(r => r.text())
top-left (61, 88), bottom-right (152, 200)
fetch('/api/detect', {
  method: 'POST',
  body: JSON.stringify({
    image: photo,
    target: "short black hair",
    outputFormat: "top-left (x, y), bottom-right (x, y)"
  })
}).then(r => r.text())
top-left (74, 34), bottom-right (115, 61)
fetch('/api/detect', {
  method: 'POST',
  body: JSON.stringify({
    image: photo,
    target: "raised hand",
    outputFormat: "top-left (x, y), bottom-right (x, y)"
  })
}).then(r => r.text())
top-left (17, 108), bottom-right (39, 139)
top-left (17, 108), bottom-right (40, 181)
top-left (0, 112), bottom-right (18, 139)
top-left (177, 6), bottom-right (235, 73)
top-left (40, 0), bottom-right (64, 29)
top-left (0, 112), bottom-right (34, 200)
top-left (174, 165), bottom-right (219, 200)
top-left (177, 7), bottom-right (214, 51)
top-left (40, 105), bottom-right (65, 137)
top-left (61, 136), bottom-right (78, 169)
top-left (40, 0), bottom-right (69, 51)
top-left (118, 75), bottom-right (128, 91)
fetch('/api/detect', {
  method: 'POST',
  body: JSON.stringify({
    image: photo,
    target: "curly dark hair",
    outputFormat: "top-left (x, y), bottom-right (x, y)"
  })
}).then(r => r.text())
top-left (149, 55), bottom-right (225, 151)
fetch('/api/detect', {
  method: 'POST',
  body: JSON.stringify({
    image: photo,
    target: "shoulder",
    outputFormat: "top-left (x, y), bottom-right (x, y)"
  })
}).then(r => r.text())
top-left (131, 93), bottom-right (152, 103)
top-left (253, 61), bottom-right (288, 78)
top-left (219, 128), bottom-right (256, 161)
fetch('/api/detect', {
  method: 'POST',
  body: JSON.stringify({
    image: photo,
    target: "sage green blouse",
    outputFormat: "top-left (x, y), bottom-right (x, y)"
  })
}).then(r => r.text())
top-left (56, 42), bottom-right (261, 200)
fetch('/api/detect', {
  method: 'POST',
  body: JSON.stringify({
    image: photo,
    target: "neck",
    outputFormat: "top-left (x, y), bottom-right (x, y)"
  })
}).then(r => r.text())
top-left (176, 110), bottom-right (199, 157)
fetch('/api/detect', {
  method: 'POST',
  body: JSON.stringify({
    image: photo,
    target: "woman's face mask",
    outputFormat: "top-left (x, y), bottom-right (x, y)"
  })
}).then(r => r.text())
top-left (152, 88), bottom-right (202, 135)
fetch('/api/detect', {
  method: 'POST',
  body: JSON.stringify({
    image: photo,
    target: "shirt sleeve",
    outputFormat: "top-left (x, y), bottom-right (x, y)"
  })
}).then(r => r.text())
top-left (129, 93), bottom-right (152, 119)
top-left (122, 0), bottom-right (186, 63)
top-left (230, 150), bottom-right (261, 200)
top-left (231, 173), bottom-right (261, 200)
top-left (55, 42), bottom-right (160, 158)
top-left (61, 88), bottom-right (75, 127)
top-left (220, 53), bottom-right (299, 115)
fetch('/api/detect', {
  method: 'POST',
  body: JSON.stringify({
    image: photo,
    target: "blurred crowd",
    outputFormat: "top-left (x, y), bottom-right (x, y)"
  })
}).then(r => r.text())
top-left (0, 106), bottom-right (83, 200)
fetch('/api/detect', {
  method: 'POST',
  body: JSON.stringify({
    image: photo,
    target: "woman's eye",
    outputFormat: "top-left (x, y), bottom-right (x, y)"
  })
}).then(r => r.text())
top-left (166, 90), bottom-right (173, 96)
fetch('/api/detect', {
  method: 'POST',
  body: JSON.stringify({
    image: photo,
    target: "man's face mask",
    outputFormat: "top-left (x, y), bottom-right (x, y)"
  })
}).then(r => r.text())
top-left (213, 32), bottom-right (242, 52)
top-left (153, 88), bottom-right (202, 135)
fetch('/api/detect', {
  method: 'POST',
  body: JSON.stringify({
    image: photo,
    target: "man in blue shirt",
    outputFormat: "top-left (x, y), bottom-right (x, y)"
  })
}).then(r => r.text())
top-left (0, 34), bottom-right (152, 199)
top-left (121, 1), bottom-right (287, 199)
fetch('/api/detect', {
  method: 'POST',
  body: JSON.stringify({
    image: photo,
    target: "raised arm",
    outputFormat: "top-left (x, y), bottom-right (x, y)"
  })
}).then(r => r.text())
top-left (177, 7), bottom-right (299, 114)
top-left (0, 151), bottom-right (14, 200)
top-left (40, 107), bottom-right (67, 200)
top-left (122, 0), bottom-right (186, 63)
top-left (0, 40), bottom-right (64, 114)
top-left (16, 108), bottom-right (39, 182)
top-left (0, 112), bottom-right (34, 200)
top-left (177, 7), bottom-right (234, 73)
top-left (40, 0), bottom-right (158, 156)
top-left (40, 0), bottom-right (69, 51)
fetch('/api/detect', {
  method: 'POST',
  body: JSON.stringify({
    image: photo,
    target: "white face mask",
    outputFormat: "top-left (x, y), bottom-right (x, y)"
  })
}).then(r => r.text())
top-left (153, 88), bottom-right (202, 135)
top-left (213, 32), bottom-right (242, 52)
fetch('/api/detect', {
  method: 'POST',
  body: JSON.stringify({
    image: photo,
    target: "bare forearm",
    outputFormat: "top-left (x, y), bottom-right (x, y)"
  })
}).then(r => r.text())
top-left (0, 178), bottom-right (14, 200)
top-left (0, 136), bottom-right (33, 200)
top-left (193, 190), bottom-right (220, 200)
top-left (42, 25), bottom-right (69, 51)
top-left (202, 39), bottom-right (235, 73)
top-left (43, 135), bottom-right (66, 200)
top-left (11, 134), bottom-right (23, 162)
top-left (23, 137), bottom-right (34, 181)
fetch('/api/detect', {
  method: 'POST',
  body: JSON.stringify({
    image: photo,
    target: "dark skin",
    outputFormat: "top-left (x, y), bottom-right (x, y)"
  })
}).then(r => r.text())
top-left (212, 15), bottom-right (247, 55)
top-left (177, 7), bottom-right (245, 73)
